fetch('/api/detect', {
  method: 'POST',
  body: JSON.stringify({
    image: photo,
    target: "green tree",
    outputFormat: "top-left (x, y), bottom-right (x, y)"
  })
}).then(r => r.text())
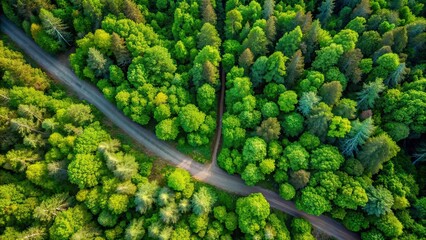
top-left (328, 116), bottom-right (351, 138)
top-left (364, 185), bottom-right (394, 217)
top-left (375, 212), bottom-right (404, 238)
top-left (358, 31), bottom-right (382, 57)
top-left (139, 46), bottom-right (177, 85)
top-left (156, 118), bottom-right (180, 141)
top-left (340, 118), bottom-right (376, 156)
top-left (298, 71), bottom-right (324, 93)
top-left (178, 104), bottom-right (206, 133)
top-left (153, 104), bottom-right (171, 122)
top-left (279, 183), bottom-right (296, 200)
top-left (283, 143), bottom-right (309, 171)
top-left (291, 218), bottom-right (312, 234)
top-left (125, 218), bottom-right (145, 240)
top-left (261, 102), bottom-right (279, 118)
top-left (263, 0), bottom-right (275, 19)
top-left (49, 205), bottom-right (92, 240)
top-left (256, 117), bottom-right (281, 142)
top-left (319, 81), bottom-right (342, 106)
top-left (334, 174), bottom-right (368, 210)
top-left (310, 145), bottom-right (344, 171)
top-left (357, 78), bottom-right (386, 110)
top-left (225, 9), bottom-right (243, 38)
top-left (242, 137), bottom-right (267, 164)
top-left (333, 29), bottom-right (359, 52)
top-left (68, 154), bottom-right (104, 189)
top-left (87, 47), bottom-right (111, 78)
top-left (123, 0), bottom-right (144, 23)
top-left (192, 187), bottom-right (217, 216)
top-left (39, 8), bottom-right (71, 46)
top-left (259, 158), bottom-right (276, 175)
top-left (242, 26), bottom-right (268, 57)
top-left (238, 48), bottom-right (254, 72)
top-left (357, 133), bottom-right (400, 175)
top-left (198, 23), bottom-right (221, 49)
top-left (197, 84), bottom-right (216, 112)
top-left (201, 0), bottom-right (217, 24)
top-left (299, 132), bottom-right (321, 151)
top-left (236, 193), bottom-right (270, 235)
top-left (296, 186), bottom-right (332, 216)
top-left (241, 163), bottom-right (265, 186)
top-left (167, 168), bottom-right (191, 192)
top-left (278, 90), bottom-right (298, 113)
top-left (251, 56), bottom-right (268, 87)
top-left (276, 26), bottom-right (302, 57)
top-left (345, 17), bottom-right (366, 34)
top-left (281, 113), bottom-right (304, 137)
top-left (312, 43), bottom-right (344, 71)
top-left (108, 194), bottom-right (129, 215)
top-left (264, 51), bottom-right (287, 84)
top-left (222, 114), bottom-right (246, 148)
top-left (342, 211), bottom-right (369, 232)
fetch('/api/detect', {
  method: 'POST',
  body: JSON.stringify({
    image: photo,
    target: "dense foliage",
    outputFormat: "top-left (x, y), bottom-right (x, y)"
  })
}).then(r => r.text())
top-left (0, 40), bottom-right (319, 239)
top-left (2, 0), bottom-right (426, 239)
top-left (216, 0), bottom-right (426, 239)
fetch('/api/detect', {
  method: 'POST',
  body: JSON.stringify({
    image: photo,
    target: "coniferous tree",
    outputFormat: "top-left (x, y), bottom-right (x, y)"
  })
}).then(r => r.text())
top-left (285, 50), bottom-right (305, 88)
top-left (351, 0), bottom-right (372, 19)
top-left (198, 23), bottom-right (221, 49)
top-left (364, 186), bottom-right (394, 217)
top-left (123, 0), bottom-right (144, 23)
top-left (87, 47), bottom-right (111, 77)
top-left (317, 0), bottom-right (335, 26)
top-left (256, 117), bottom-right (281, 142)
top-left (39, 8), bottom-right (71, 46)
top-left (298, 91), bottom-right (320, 117)
top-left (201, 0), bottom-right (217, 25)
top-left (339, 48), bottom-right (363, 84)
top-left (111, 33), bottom-right (132, 68)
top-left (340, 118), bottom-right (376, 156)
top-left (33, 193), bottom-right (71, 222)
top-left (238, 48), bottom-right (254, 72)
top-left (135, 181), bottom-right (159, 213)
top-left (265, 16), bottom-right (277, 45)
top-left (357, 78), bottom-right (385, 110)
top-left (357, 133), bottom-right (400, 175)
top-left (263, 0), bottom-right (275, 19)
top-left (242, 27), bottom-right (268, 57)
top-left (302, 20), bottom-right (320, 63)
top-left (385, 63), bottom-right (410, 87)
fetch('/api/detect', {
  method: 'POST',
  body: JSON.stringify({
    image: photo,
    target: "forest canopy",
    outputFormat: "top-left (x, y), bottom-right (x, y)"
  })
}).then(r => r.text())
top-left (1, 0), bottom-right (426, 239)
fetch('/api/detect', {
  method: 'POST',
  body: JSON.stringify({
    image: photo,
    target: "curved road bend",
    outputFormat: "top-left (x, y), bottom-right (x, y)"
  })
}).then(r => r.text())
top-left (0, 16), bottom-right (359, 240)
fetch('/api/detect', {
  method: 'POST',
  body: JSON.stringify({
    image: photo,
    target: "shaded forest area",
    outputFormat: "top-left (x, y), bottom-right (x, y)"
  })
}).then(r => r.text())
top-left (0, 39), bottom-right (313, 239)
top-left (1, 0), bottom-right (426, 239)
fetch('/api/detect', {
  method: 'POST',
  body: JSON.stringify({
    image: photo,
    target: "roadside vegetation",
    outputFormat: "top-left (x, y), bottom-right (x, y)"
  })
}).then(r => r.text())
top-left (1, 0), bottom-right (426, 239)
top-left (0, 39), bottom-right (317, 240)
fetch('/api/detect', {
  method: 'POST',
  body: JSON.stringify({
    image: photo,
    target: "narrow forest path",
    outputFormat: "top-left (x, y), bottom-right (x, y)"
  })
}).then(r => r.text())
top-left (0, 16), bottom-right (360, 240)
top-left (210, 64), bottom-right (226, 168)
